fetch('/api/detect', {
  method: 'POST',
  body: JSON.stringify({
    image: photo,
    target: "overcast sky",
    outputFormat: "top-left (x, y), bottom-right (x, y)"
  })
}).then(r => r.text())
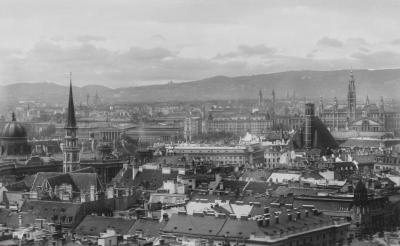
top-left (0, 0), bottom-right (400, 87)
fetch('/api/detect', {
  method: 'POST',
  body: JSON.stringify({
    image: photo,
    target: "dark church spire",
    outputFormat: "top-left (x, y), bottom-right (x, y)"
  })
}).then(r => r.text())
top-left (66, 72), bottom-right (77, 128)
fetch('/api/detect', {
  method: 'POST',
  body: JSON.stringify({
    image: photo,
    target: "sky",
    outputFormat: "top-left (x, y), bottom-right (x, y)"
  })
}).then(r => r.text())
top-left (0, 0), bottom-right (400, 87)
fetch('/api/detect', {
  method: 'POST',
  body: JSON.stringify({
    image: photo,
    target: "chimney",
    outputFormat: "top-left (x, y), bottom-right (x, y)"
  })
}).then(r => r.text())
top-left (263, 218), bottom-right (270, 227)
top-left (18, 214), bottom-right (22, 227)
top-left (240, 215), bottom-right (248, 220)
top-left (275, 216), bottom-right (279, 224)
top-left (217, 213), bottom-right (227, 219)
top-left (296, 211), bottom-right (301, 219)
top-left (304, 103), bottom-right (315, 149)
top-left (287, 213), bottom-right (292, 221)
top-left (132, 165), bottom-right (140, 181)
top-left (80, 193), bottom-right (86, 203)
top-left (263, 206), bottom-right (270, 214)
top-left (305, 210), bottom-right (309, 217)
top-left (178, 211), bottom-right (187, 216)
top-left (229, 214), bottom-right (237, 219)
top-left (90, 185), bottom-right (95, 201)
top-left (257, 219), bottom-right (263, 226)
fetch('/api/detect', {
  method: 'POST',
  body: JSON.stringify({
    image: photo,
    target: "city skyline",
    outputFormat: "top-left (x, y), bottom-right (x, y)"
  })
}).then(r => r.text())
top-left (0, 0), bottom-right (400, 87)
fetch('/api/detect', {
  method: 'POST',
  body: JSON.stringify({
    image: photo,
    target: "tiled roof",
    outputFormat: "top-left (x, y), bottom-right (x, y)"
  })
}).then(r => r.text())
top-left (114, 168), bottom-right (178, 190)
top-left (163, 209), bottom-right (340, 240)
top-left (5, 181), bottom-right (29, 192)
top-left (21, 200), bottom-right (81, 221)
top-left (30, 172), bottom-right (62, 190)
top-left (69, 173), bottom-right (99, 192)
top-left (132, 169), bottom-right (178, 190)
top-left (240, 170), bottom-right (272, 182)
top-left (162, 214), bottom-right (227, 236)
top-left (0, 210), bottom-right (36, 228)
top-left (73, 215), bottom-right (135, 236)
top-left (272, 186), bottom-right (319, 197)
top-left (47, 174), bottom-right (79, 191)
top-left (127, 218), bottom-right (166, 238)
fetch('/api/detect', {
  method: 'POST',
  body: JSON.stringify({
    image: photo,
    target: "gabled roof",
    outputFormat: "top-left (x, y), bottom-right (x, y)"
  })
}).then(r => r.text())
top-left (73, 215), bottom-right (135, 236)
top-left (29, 172), bottom-right (100, 192)
top-left (30, 172), bottom-right (62, 190)
top-left (47, 174), bottom-right (79, 191)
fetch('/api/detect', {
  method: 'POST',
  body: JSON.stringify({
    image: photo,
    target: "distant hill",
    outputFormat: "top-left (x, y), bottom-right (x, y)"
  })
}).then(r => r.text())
top-left (1, 69), bottom-right (400, 105)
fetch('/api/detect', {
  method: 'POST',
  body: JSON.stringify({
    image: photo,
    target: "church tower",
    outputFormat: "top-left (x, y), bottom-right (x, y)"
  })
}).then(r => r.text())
top-left (271, 88), bottom-right (276, 116)
top-left (318, 96), bottom-right (324, 117)
top-left (258, 89), bottom-right (263, 108)
top-left (63, 73), bottom-right (80, 173)
top-left (347, 70), bottom-right (357, 122)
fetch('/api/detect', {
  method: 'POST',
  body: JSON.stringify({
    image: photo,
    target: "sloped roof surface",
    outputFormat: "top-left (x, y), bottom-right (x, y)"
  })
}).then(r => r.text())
top-left (74, 215), bottom-right (135, 236)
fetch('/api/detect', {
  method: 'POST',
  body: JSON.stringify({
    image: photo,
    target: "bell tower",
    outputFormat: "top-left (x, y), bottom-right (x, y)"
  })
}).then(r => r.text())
top-left (63, 73), bottom-right (80, 173)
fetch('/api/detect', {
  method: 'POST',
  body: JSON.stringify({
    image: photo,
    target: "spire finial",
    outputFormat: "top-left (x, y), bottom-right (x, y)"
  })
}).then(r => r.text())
top-left (11, 112), bottom-right (16, 122)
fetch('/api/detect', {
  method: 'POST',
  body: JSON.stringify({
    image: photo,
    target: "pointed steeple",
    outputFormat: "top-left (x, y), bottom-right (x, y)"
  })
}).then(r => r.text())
top-left (11, 112), bottom-right (16, 122)
top-left (66, 72), bottom-right (77, 128)
top-left (365, 95), bottom-right (370, 106)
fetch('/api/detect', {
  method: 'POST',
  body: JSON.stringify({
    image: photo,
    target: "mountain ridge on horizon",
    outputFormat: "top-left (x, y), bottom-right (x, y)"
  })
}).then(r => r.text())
top-left (1, 68), bottom-right (400, 105)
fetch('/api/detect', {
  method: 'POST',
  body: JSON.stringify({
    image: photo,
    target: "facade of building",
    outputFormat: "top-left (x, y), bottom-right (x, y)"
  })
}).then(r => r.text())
top-left (206, 113), bottom-right (273, 136)
top-left (167, 143), bottom-right (265, 166)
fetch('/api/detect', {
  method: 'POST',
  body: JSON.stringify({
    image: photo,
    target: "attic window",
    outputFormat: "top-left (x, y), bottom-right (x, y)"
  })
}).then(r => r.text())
top-left (174, 226), bottom-right (177, 230)
top-left (188, 228), bottom-right (192, 231)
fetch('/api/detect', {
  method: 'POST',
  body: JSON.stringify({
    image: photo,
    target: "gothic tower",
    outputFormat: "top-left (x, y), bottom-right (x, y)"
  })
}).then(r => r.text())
top-left (318, 96), bottom-right (324, 117)
top-left (379, 96), bottom-right (385, 128)
top-left (258, 89), bottom-right (263, 108)
top-left (271, 88), bottom-right (276, 116)
top-left (347, 70), bottom-right (357, 121)
top-left (63, 73), bottom-right (80, 173)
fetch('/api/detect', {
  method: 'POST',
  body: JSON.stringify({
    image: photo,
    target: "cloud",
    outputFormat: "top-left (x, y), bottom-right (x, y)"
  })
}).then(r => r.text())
top-left (317, 37), bottom-right (344, 48)
top-left (392, 39), bottom-right (400, 45)
top-left (347, 37), bottom-right (368, 46)
top-left (351, 50), bottom-right (400, 68)
top-left (124, 47), bottom-right (175, 61)
top-left (76, 35), bottom-right (106, 43)
top-left (215, 44), bottom-right (276, 59)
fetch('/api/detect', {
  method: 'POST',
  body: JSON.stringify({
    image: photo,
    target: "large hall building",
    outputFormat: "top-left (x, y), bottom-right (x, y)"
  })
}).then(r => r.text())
top-left (318, 71), bottom-right (399, 133)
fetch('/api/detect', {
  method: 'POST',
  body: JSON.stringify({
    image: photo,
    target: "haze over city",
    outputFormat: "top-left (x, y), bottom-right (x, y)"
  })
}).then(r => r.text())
top-left (1, 0), bottom-right (400, 87)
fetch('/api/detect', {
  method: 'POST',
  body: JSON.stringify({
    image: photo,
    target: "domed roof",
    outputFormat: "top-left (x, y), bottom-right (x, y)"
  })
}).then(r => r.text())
top-left (1, 113), bottom-right (27, 139)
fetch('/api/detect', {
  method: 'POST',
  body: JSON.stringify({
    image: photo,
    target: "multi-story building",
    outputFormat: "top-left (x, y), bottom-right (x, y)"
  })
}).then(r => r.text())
top-left (206, 112), bottom-right (273, 136)
top-left (161, 207), bottom-right (350, 246)
top-left (166, 143), bottom-right (265, 166)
